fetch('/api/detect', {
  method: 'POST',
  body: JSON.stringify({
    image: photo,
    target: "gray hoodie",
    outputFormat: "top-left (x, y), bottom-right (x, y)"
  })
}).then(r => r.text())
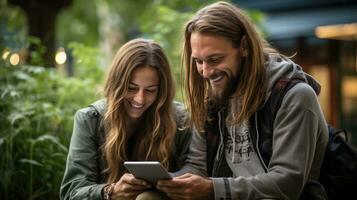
top-left (175, 54), bottom-right (329, 200)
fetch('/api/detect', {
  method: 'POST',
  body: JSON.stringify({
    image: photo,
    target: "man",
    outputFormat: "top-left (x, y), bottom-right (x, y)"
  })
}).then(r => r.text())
top-left (157, 1), bottom-right (329, 200)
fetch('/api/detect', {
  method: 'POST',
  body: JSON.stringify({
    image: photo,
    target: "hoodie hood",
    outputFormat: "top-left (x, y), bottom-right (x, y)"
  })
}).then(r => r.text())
top-left (264, 54), bottom-right (321, 104)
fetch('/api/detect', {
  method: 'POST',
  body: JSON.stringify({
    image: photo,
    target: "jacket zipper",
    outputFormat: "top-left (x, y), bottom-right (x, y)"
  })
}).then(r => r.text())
top-left (212, 112), bottom-right (225, 176)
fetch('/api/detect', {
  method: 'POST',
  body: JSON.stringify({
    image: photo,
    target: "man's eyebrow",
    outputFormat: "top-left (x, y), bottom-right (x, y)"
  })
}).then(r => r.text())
top-left (206, 54), bottom-right (224, 59)
top-left (191, 53), bottom-right (224, 60)
top-left (191, 56), bottom-right (200, 60)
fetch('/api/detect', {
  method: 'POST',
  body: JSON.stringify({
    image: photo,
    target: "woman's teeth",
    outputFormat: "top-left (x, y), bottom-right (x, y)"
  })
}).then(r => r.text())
top-left (130, 103), bottom-right (143, 109)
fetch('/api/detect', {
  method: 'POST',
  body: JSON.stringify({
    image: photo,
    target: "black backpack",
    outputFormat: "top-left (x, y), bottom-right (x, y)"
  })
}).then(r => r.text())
top-left (319, 126), bottom-right (357, 199)
top-left (269, 78), bottom-right (357, 200)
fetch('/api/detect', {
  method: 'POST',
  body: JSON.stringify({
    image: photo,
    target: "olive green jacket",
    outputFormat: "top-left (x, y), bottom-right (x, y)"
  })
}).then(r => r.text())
top-left (60, 99), bottom-right (191, 200)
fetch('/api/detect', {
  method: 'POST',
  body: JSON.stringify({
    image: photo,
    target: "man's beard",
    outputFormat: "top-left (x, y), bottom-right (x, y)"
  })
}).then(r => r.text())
top-left (208, 74), bottom-right (239, 108)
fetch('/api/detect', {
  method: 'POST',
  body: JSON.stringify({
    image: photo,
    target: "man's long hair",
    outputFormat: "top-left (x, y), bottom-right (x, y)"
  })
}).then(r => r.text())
top-left (183, 1), bottom-right (276, 131)
top-left (103, 39), bottom-right (176, 182)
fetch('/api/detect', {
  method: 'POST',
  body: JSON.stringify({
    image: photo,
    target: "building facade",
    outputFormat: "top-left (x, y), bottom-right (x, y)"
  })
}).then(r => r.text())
top-left (235, 0), bottom-right (357, 145)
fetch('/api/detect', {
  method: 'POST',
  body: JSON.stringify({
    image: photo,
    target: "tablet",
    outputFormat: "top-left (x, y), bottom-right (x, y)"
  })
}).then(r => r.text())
top-left (124, 161), bottom-right (172, 184)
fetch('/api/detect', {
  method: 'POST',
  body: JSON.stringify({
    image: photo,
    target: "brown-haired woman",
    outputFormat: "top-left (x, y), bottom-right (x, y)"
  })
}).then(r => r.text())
top-left (60, 38), bottom-right (191, 200)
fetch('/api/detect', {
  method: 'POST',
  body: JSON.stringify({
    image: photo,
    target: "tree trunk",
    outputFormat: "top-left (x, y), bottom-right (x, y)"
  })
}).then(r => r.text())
top-left (9, 0), bottom-right (72, 67)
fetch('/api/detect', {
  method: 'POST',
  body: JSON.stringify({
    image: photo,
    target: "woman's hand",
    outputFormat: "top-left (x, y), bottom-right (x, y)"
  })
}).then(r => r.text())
top-left (111, 173), bottom-right (151, 200)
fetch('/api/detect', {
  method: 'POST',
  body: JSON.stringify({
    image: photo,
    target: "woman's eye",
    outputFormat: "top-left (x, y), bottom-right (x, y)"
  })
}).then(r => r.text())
top-left (146, 89), bottom-right (157, 93)
top-left (128, 87), bottom-right (137, 91)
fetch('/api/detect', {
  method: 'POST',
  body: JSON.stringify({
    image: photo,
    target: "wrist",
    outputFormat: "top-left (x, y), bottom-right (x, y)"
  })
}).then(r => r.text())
top-left (103, 183), bottom-right (115, 200)
top-left (206, 178), bottom-right (214, 199)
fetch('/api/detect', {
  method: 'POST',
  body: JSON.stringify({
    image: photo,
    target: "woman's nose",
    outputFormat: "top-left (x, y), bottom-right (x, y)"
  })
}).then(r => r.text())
top-left (133, 90), bottom-right (145, 104)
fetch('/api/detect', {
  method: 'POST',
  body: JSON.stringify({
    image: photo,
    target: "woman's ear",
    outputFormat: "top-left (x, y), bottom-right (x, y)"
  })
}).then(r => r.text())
top-left (240, 35), bottom-right (248, 57)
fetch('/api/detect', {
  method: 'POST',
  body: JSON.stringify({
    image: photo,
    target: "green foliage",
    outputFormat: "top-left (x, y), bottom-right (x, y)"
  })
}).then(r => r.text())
top-left (246, 10), bottom-right (268, 37)
top-left (0, 47), bottom-right (103, 199)
top-left (139, 5), bottom-right (194, 101)
top-left (57, 0), bottom-right (99, 46)
top-left (26, 36), bottom-right (47, 66)
top-left (68, 41), bottom-right (105, 81)
top-left (0, 2), bottom-right (27, 39)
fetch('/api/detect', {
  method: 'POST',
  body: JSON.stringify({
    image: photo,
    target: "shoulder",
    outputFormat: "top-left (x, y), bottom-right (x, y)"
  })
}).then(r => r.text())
top-left (282, 82), bottom-right (320, 111)
top-left (285, 82), bottom-right (317, 100)
top-left (172, 101), bottom-right (188, 129)
top-left (89, 99), bottom-right (107, 116)
top-left (172, 101), bottom-right (192, 140)
top-left (75, 99), bottom-right (106, 122)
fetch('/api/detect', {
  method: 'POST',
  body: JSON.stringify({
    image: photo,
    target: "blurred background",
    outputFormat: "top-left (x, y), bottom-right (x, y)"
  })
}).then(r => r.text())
top-left (0, 0), bottom-right (356, 199)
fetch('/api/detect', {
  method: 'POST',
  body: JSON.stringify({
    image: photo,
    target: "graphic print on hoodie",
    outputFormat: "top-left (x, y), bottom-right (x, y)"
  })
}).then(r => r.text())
top-left (225, 120), bottom-right (265, 177)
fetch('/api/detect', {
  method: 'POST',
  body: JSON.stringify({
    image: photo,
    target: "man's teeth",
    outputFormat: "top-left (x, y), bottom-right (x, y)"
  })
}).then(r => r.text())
top-left (211, 75), bottom-right (223, 82)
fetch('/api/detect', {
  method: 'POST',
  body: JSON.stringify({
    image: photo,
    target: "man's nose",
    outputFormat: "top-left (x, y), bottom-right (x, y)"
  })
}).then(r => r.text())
top-left (201, 62), bottom-right (214, 79)
top-left (133, 90), bottom-right (145, 104)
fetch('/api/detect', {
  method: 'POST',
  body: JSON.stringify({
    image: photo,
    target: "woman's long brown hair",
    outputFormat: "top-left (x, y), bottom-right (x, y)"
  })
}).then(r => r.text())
top-left (103, 39), bottom-right (176, 182)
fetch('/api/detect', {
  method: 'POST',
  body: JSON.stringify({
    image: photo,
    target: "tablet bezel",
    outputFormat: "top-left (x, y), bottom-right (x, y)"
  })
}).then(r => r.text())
top-left (124, 161), bottom-right (172, 184)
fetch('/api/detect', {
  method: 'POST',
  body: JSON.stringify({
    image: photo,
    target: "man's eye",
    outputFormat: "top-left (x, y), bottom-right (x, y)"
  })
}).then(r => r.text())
top-left (194, 59), bottom-right (203, 65)
top-left (208, 58), bottom-right (220, 64)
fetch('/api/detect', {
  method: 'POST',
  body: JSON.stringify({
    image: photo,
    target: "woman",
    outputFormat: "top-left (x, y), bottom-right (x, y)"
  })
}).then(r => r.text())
top-left (60, 39), bottom-right (191, 200)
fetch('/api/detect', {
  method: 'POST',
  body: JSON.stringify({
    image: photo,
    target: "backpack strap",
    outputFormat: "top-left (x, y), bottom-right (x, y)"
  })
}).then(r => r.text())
top-left (88, 99), bottom-right (106, 138)
top-left (268, 75), bottom-right (320, 135)
top-left (88, 102), bottom-right (107, 152)
top-left (270, 78), bottom-right (304, 126)
top-left (254, 77), bottom-right (304, 166)
top-left (88, 104), bottom-right (101, 136)
top-left (328, 125), bottom-right (349, 144)
top-left (204, 103), bottom-right (221, 176)
top-left (90, 99), bottom-right (106, 116)
top-left (255, 76), bottom-right (357, 199)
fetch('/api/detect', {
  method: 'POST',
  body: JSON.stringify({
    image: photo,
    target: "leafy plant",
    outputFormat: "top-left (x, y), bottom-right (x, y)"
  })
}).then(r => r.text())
top-left (139, 5), bottom-right (194, 101)
top-left (0, 42), bottom-right (104, 199)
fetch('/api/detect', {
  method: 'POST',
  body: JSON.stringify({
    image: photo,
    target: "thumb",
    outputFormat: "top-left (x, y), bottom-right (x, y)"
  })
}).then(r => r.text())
top-left (174, 173), bottom-right (192, 179)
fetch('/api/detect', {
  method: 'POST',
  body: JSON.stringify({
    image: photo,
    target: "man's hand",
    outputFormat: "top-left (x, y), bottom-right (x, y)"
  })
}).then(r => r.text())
top-left (156, 173), bottom-right (213, 200)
